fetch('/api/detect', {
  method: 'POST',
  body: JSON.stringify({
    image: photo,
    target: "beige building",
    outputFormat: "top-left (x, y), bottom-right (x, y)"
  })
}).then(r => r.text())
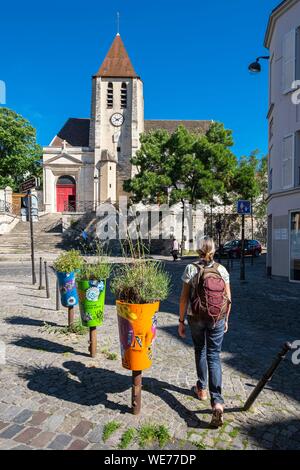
top-left (43, 34), bottom-right (211, 218)
top-left (265, 0), bottom-right (300, 281)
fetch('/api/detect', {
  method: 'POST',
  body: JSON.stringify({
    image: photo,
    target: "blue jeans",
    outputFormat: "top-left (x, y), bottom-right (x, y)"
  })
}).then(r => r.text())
top-left (188, 317), bottom-right (225, 406)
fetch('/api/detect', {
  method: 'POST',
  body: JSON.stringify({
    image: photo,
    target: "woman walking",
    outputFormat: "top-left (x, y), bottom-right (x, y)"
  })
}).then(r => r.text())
top-left (178, 236), bottom-right (232, 428)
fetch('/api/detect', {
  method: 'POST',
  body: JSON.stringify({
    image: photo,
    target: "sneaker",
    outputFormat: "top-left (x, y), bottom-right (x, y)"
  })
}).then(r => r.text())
top-left (210, 405), bottom-right (224, 428)
top-left (193, 385), bottom-right (208, 401)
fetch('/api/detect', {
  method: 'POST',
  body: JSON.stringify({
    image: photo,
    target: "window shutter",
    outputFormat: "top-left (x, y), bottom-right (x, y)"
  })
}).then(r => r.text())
top-left (282, 30), bottom-right (296, 94)
top-left (282, 135), bottom-right (294, 188)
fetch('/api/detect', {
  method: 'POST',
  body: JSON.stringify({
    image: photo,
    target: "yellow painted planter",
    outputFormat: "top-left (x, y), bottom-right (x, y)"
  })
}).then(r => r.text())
top-left (116, 300), bottom-right (159, 371)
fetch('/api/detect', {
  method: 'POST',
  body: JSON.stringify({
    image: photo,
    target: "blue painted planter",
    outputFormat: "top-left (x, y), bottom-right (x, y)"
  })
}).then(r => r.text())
top-left (56, 271), bottom-right (79, 308)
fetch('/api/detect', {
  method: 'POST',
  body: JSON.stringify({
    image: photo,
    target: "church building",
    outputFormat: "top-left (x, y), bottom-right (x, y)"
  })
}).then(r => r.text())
top-left (43, 34), bottom-right (211, 214)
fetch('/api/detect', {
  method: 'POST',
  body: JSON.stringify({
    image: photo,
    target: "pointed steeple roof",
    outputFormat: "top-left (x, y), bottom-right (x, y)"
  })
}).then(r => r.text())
top-left (95, 34), bottom-right (138, 78)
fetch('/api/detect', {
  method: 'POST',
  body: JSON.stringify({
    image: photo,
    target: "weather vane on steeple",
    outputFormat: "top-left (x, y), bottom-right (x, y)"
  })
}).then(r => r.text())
top-left (117, 12), bottom-right (120, 36)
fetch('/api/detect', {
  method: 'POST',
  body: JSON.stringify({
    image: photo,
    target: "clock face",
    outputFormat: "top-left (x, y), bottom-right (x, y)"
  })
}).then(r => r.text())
top-left (110, 113), bottom-right (124, 127)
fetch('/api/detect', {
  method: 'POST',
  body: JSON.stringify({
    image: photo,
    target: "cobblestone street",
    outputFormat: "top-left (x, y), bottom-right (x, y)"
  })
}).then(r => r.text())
top-left (0, 255), bottom-right (299, 450)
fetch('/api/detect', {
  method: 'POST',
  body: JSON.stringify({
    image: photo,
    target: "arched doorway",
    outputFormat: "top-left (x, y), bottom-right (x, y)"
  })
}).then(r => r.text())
top-left (56, 175), bottom-right (76, 212)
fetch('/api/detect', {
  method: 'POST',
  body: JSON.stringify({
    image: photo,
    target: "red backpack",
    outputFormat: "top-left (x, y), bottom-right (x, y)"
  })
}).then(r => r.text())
top-left (191, 263), bottom-right (229, 325)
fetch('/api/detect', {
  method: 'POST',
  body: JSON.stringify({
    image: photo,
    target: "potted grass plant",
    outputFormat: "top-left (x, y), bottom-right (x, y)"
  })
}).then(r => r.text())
top-left (110, 259), bottom-right (170, 372)
top-left (76, 258), bottom-right (111, 328)
top-left (53, 250), bottom-right (83, 308)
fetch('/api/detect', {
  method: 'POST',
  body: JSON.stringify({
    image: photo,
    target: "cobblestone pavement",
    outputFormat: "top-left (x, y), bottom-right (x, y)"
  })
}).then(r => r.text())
top-left (0, 255), bottom-right (299, 450)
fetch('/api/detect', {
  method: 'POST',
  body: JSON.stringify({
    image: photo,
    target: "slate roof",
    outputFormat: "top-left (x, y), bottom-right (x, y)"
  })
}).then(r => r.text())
top-left (50, 118), bottom-right (90, 147)
top-left (144, 120), bottom-right (212, 134)
top-left (49, 119), bottom-right (212, 148)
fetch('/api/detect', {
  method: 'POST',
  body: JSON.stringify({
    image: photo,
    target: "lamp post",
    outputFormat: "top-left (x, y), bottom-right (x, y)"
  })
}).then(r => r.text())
top-left (248, 56), bottom-right (270, 73)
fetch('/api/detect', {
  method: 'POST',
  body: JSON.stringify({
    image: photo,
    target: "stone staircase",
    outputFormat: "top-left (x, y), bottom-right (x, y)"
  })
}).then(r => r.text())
top-left (0, 213), bottom-right (65, 255)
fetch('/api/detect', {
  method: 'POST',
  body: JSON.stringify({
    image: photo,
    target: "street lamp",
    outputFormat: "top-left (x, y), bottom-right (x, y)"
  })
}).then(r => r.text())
top-left (248, 56), bottom-right (270, 73)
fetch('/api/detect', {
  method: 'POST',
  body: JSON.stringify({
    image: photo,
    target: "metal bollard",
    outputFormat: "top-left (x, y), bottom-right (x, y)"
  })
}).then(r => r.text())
top-left (68, 306), bottom-right (74, 329)
top-left (244, 342), bottom-right (292, 411)
top-left (44, 261), bottom-right (50, 299)
top-left (39, 257), bottom-right (44, 290)
top-left (56, 278), bottom-right (60, 311)
top-left (89, 327), bottom-right (97, 357)
top-left (132, 370), bottom-right (142, 415)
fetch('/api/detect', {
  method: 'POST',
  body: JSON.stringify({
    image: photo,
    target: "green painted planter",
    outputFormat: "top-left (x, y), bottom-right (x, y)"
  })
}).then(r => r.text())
top-left (77, 279), bottom-right (106, 327)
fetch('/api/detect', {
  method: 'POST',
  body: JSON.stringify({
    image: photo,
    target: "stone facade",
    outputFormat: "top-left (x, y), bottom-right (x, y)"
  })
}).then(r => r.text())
top-left (42, 34), bottom-right (213, 249)
top-left (42, 34), bottom-right (211, 216)
top-left (265, 0), bottom-right (300, 281)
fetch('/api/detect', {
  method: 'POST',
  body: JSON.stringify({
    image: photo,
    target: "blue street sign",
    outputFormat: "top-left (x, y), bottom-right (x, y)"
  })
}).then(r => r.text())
top-left (237, 200), bottom-right (252, 215)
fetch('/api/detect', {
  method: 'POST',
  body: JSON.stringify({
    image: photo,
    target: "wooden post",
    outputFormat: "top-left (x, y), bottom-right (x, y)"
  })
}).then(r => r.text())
top-left (89, 327), bottom-right (97, 358)
top-left (44, 261), bottom-right (50, 298)
top-left (132, 370), bottom-right (142, 415)
top-left (56, 278), bottom-right (60, 311)
top-left (68, 306), bottom-right (74, 329)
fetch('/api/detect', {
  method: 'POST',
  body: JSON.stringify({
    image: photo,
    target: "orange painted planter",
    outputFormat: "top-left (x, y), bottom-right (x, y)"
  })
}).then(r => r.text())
top-left (116, 300), bottom-right (159, 371)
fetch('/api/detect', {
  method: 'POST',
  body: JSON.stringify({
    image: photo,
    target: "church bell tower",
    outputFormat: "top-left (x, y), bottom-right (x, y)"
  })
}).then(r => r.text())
top-left (89, 34), bottom-right (144, 205)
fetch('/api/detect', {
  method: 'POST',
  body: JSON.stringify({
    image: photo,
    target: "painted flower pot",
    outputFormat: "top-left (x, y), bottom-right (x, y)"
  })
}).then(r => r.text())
top-left (77, 279), bottom-right (106, 327)
top-left (116, 300), bottom-right (159, 371)
top-left (56, 271), bottom-right (79, 308)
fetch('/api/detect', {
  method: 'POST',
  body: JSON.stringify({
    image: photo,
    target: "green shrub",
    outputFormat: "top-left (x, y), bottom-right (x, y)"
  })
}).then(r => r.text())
top-left (118, 428), bottom-right (136, 449)
top-left (102, 421), bottom-right (121, 442)
top-left (53, 249), bottom-right (83, 273)
top-left (76, 260), bottom-right (111, 281)
top-left (138, 424), bottom-right (171, 448)
top-left (110, 260), bottom-right (170, 304)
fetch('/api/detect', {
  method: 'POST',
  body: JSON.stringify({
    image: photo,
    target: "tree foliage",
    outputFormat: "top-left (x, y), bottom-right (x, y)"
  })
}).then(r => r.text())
top-left (0, 107), bottom-right (42, 190)
top-left (124, 122), bottom-right (237, 206)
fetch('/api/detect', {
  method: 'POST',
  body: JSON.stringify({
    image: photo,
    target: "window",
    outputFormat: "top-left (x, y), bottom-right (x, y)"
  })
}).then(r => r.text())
top-left (117, 147), bottom-right (121, 152)
top-left (107, 82), bottom-right (113, 108)
top-left (282, 135), bottom-right (294, 189)
top-left (282, 30), bottom-right (296, 94)
top-left (269, 117), bottom-right (274, 141)
top-left (296, 27), bottom-right (300, 81)
top-left (121, 82), bottom-right (127, 108)
top-left (57, 175), bottom-right (76, 185)
top-left (290, 211), bottom-right (300, 281)
top-left (269, 147), bottom-right (273, 192)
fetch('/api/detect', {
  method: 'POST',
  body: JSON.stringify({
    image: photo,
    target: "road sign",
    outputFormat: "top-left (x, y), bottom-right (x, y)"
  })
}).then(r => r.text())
top-left (20, 177), bottom-right (37, 193)
top-left (237, 200), bottom-right (251, 215)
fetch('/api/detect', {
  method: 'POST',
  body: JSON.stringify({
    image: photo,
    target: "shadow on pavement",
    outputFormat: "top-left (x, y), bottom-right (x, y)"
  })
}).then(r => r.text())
top-left (5, 316), bottom-right (59, 327)
top-left (11, 336), bottom-right (90, 357)
top-left (20, 360), bottom-right (211, 428)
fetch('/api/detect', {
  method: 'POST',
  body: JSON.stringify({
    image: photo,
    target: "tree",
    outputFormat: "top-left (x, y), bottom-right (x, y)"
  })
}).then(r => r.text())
top-left (232, 152), bottom-right (261, 201)
top-left (0, 107), bottom-right (42, 190)
top-left (232, 151), bottom-right (268, 243)
top-left (124, 122), bottom-right (238, 207)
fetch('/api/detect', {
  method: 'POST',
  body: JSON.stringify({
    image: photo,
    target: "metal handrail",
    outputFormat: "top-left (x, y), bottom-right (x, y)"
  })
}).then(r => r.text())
top-left (63, 201), bottom-right (96, 213)
top-left (0, 199), bottom-right (13, 214)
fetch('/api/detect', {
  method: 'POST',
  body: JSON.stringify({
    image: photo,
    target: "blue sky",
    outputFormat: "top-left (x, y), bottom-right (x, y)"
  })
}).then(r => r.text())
top-left (1, 0), bottom-right (279, 157)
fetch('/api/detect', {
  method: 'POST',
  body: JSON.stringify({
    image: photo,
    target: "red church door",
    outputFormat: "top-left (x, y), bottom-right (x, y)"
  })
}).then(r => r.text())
top-left (56, 176), bottom-right (76, 212)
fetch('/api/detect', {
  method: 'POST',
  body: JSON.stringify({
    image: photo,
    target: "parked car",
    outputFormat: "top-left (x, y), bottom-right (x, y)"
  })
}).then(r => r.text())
top-left (217, 239), bottom-right (262, 258)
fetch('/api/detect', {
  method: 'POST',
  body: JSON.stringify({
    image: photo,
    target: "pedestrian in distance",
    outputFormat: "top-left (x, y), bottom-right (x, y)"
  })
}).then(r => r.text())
top-left (171, 237), bottom-right (179, 262)
top-left (178, 236), bottom-right (232, 428)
